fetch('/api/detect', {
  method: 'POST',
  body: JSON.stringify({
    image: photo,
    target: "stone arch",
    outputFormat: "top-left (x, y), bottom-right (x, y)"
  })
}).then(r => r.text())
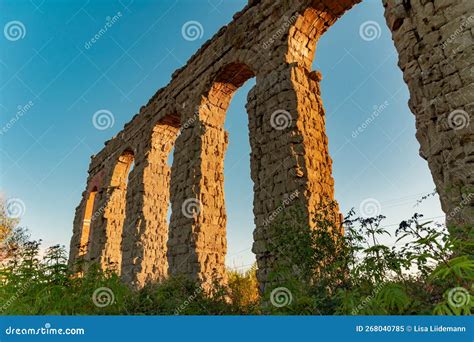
top-left (201, 62), bottom-right (256, 126)
top-left (111, 149), bottom-right (135, 186)
top-left (70, 0), bottom-right (473, 292)
top-left (286, 4), bottom-right (354, 70)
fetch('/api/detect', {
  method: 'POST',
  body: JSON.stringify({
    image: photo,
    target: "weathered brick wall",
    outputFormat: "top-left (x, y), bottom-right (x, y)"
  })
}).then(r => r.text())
top-left (69, 0), bottom-right (473, 291)
top-left (383, 0), bottom-right (473, 231)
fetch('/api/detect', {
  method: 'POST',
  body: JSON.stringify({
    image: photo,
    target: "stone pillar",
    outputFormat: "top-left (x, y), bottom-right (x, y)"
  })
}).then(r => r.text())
top-left (120, 120), bottom-right (179, 288)
top-left (168, 103), bottom-right (229, 288)
top-left (248, 63), bottom-right (337, 292)
top-left (69, 191), bottom-right (89, 268)
top-left (384, 0), bottom-right (474, 231)
top-left (78, 190), bottom-right (97, 255)
top-left (69, 172), bottom-right (103, 268)
top-left (86, 151), bottom-right (134, 273)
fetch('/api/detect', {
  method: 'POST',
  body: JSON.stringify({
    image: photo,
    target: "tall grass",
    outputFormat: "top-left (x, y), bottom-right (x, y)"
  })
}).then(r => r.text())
top-left (0, 203), bottom-right (471, 315)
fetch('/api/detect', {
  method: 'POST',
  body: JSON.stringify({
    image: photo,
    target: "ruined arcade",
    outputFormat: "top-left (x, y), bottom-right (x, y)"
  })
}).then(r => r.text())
top-left (69, 0), bottom-right (474, 291)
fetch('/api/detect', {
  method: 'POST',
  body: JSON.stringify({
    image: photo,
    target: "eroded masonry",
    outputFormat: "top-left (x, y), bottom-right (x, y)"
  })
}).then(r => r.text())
top-left (69, 0), bottom-right (473, 291)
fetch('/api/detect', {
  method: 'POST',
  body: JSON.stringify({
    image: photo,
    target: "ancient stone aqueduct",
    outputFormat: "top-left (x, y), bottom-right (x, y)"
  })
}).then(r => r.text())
top-left (69, 0), bottom-right (473, 291)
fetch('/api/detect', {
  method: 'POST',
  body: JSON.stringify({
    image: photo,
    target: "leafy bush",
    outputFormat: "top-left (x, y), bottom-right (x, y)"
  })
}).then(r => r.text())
top-left (0, 200), bottom-right (471, 315)
top-left (0, 241), bottom-right (131, 315)
top-left (227, 264), bottom-right (260, 313)
top-left (0, 239), bottom-right (254, 315)
top-left (263, 201), bottom-right (473, 315)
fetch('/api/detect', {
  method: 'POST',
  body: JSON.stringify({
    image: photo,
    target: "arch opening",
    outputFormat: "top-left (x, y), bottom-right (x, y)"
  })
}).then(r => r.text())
top-left (223, 78), bottom-right (258, 274)
top-left (79, 186), bottom-right (97, 257)
top-left (112, 149), bottom-right (135, 188)
top-left (152, 114), bottom-right (180, 238)
top-left (166, 144), bottom-right (175, 231)
top-left (104, 149), bottom-right (135, 272)
top-left (292, 1), bottom-right (444, 237)
top-left (198, 62), bottom-right (258, 281)
top-left (203, 63), bottom-right (256, 127)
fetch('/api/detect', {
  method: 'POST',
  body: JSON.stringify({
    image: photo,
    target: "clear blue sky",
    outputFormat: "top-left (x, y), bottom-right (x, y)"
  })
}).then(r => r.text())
top-left (0, 0), bottom-right (443, 270)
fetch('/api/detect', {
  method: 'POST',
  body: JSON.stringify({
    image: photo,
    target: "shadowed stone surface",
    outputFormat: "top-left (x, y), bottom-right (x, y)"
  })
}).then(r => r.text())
top-left (69, 0), bottom-right (473, 291)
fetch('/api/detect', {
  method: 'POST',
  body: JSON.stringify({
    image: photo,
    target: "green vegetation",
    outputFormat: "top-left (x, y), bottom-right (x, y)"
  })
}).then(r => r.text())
top-left (0, 199), bottom-right (472, 315)
top-left (264, 202), bottom-right (473, 315)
